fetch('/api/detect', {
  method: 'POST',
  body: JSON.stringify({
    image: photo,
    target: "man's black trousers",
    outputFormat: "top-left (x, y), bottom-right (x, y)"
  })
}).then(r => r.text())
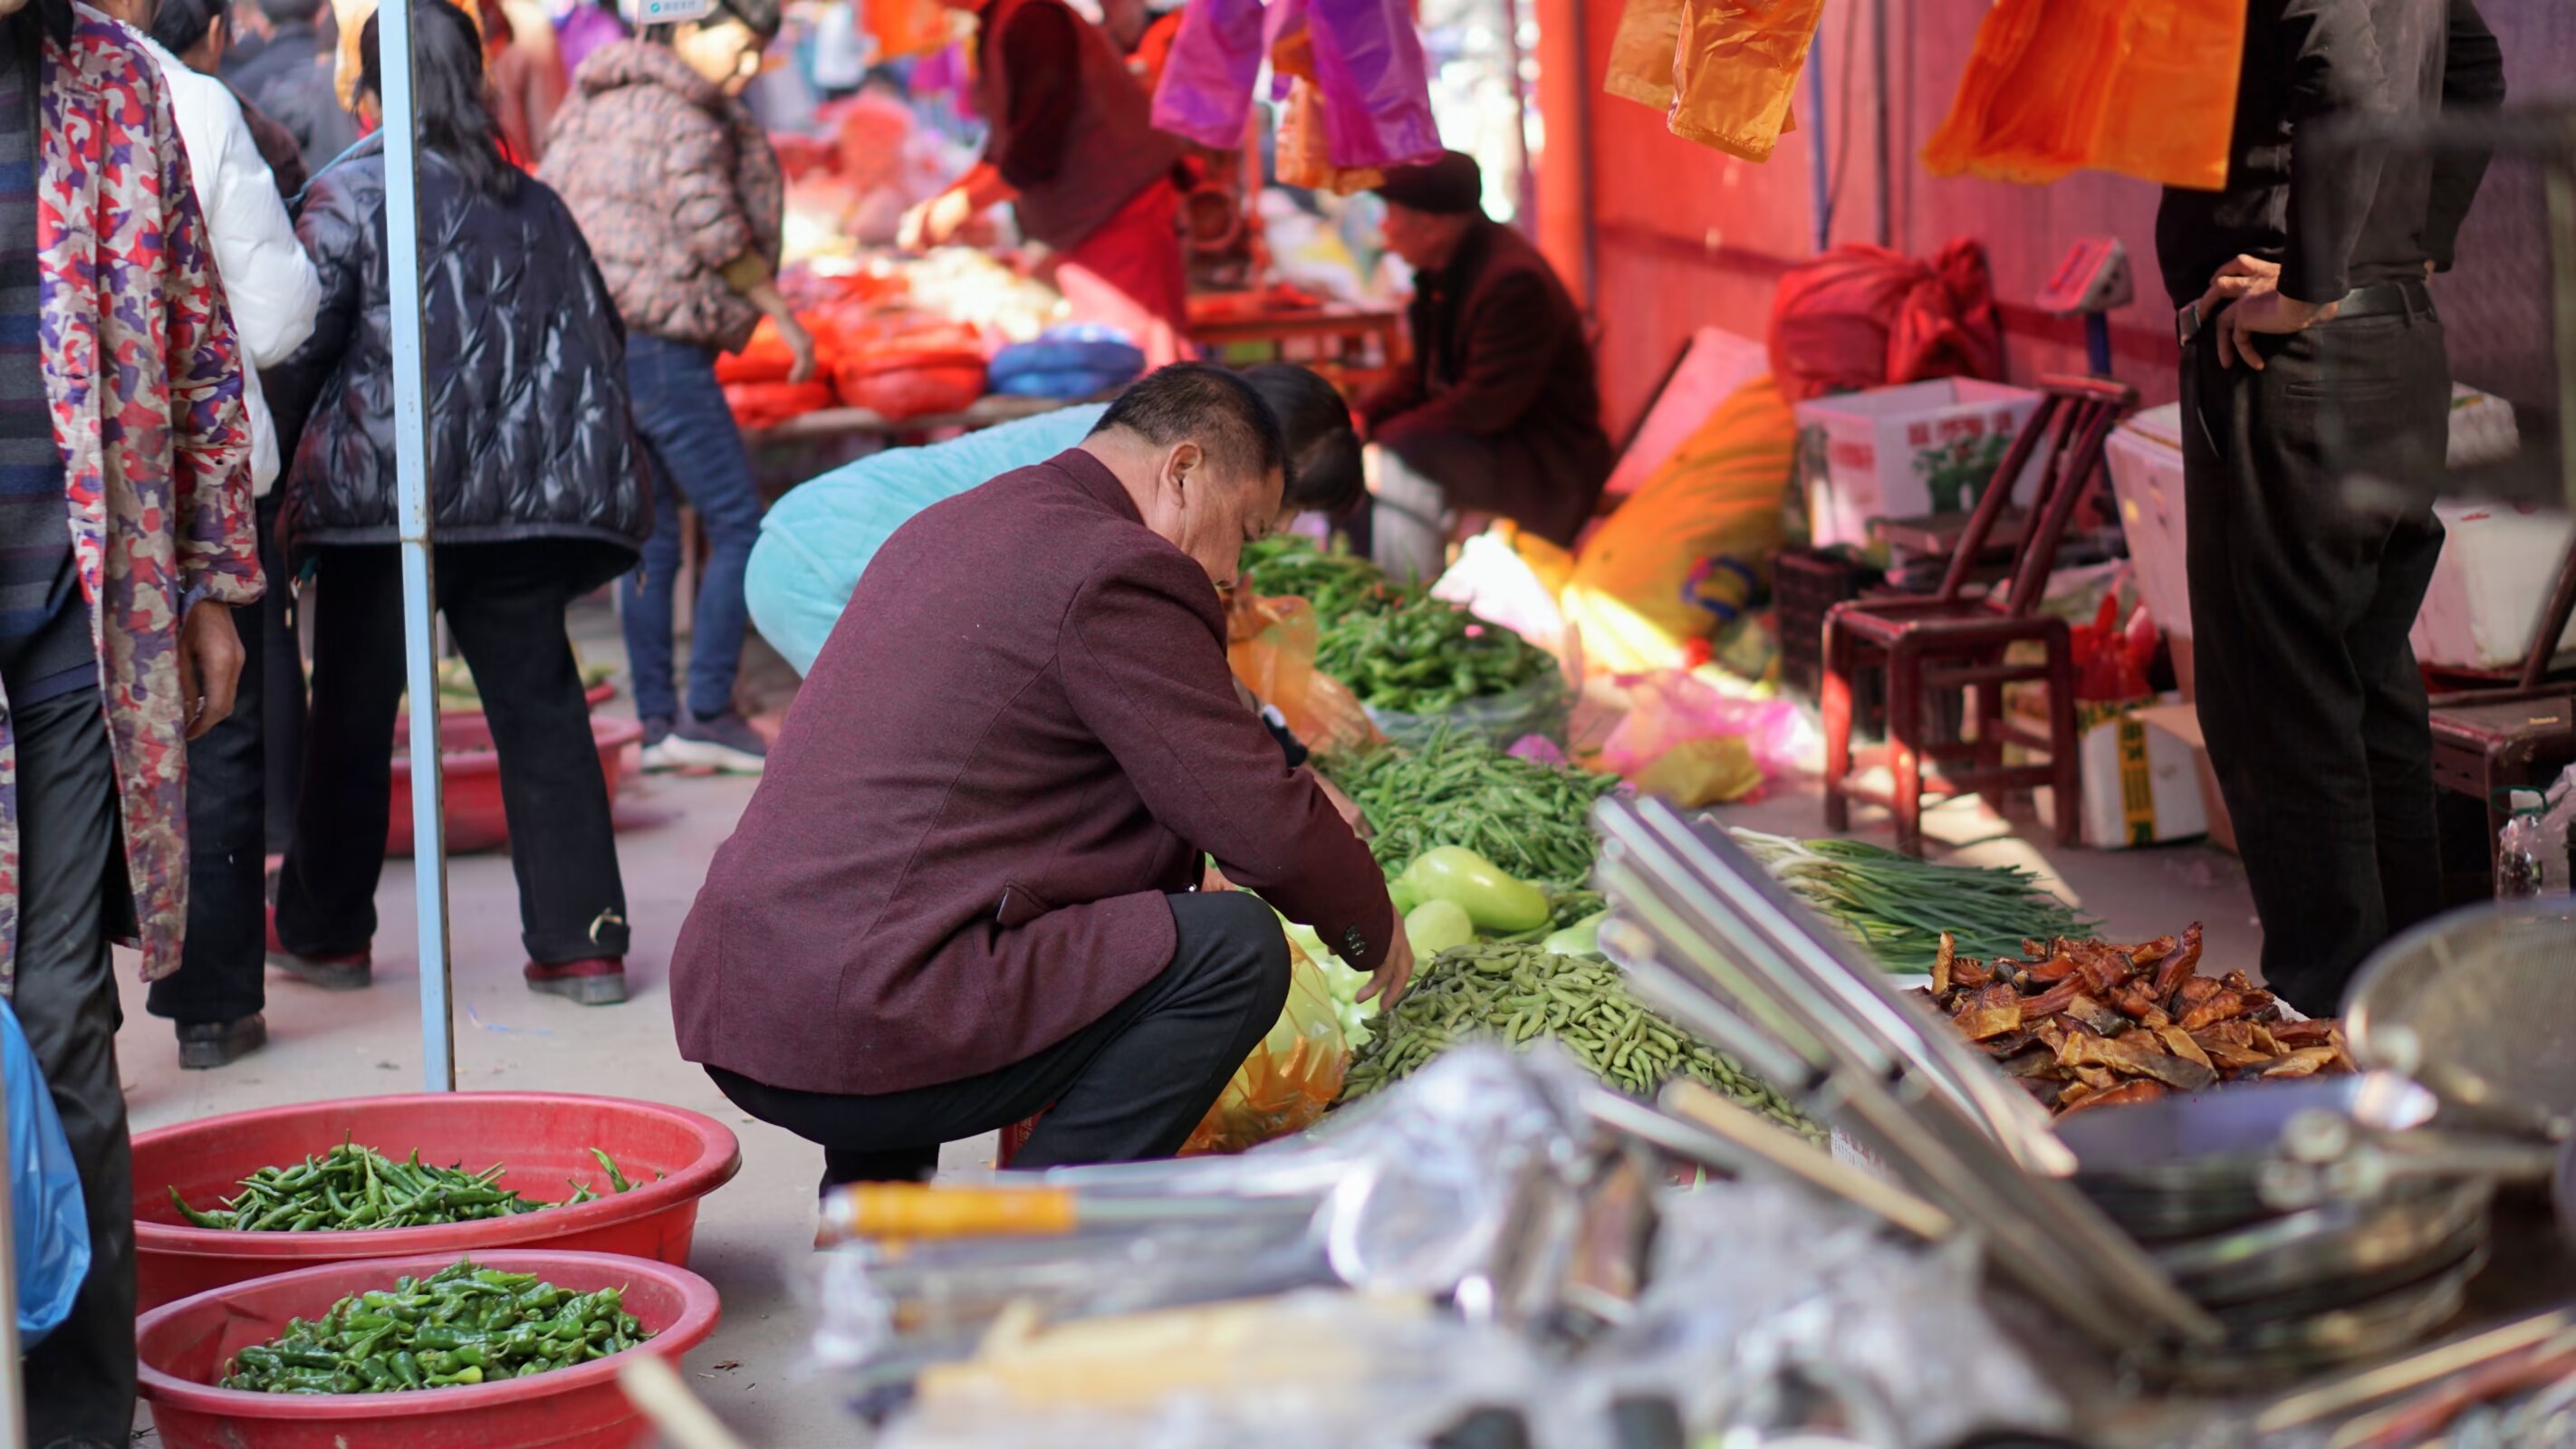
top-left (710, 891), bottom-right (1292, 1187)
top-left (2182, 302), bottom-right (2449, 1015)
top-left (14, 686), bottom-right (139, 1444)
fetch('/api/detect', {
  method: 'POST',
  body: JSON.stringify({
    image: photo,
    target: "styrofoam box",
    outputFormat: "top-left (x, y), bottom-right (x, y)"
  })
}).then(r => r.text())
top-left (2102, 385), bottom-right (2564, 667)
top-left (1794, 379), bottom-right (2046, 550)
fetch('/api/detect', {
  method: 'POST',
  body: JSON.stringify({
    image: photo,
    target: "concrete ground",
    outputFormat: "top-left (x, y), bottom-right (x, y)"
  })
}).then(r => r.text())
top-left (120, 600), bottom-right (2264, 1444)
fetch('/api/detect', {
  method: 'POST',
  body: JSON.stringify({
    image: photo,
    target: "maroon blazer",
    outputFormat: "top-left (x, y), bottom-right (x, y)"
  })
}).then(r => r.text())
top-left (670, 450), bottom-right (1395, 1096)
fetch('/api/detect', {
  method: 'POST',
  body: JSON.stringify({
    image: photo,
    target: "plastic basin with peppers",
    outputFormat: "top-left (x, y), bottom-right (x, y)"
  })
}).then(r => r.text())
top-left (130, 1093), bottom-right (741, 1311)
top-left (389, 712), bottom-right (644, 857)
top-left (138, 1249), bottom-right (720, 1449)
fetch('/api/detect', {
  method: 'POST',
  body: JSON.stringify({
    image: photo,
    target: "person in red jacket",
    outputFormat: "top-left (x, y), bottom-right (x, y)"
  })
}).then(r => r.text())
top-left (900, 0), bottom-right (1188, 365)
top-left (671, 365), bottom-right (1410, 1185)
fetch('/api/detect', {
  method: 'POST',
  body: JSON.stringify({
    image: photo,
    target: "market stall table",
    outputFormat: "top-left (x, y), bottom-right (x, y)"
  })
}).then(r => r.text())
top-left (1189, 300), bottom-right (1407, 396)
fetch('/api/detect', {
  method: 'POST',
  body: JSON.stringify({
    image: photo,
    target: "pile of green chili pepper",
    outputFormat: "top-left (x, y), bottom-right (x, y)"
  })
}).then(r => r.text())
top-left (1327, 726), bottom-right (1618, 889)
top-left (1236, 535), bottom-right (1399, 620)
top-left (220, 1260), bottom-right (649, 1394)
top-left (1728, 830), bottom-right (2096, 974)
top-left (1312, 593), bottom-right (1558, 715)
top-left (1340, 943), bottom-right (1817, 1136)
top-left (168, 1142), bottom-right (638, 1233)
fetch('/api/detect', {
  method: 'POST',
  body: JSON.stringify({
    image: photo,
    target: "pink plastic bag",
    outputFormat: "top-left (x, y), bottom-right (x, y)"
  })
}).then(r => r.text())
top-left (1307, 0), bottom-right (1444, 170)
top-left (1602, 670), bottom-right (1817, 780)
top-left (1150, 0), bottom-right (1266, 149)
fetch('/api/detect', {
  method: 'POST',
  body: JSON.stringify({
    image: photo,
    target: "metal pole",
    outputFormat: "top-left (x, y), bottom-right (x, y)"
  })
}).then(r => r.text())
top-left (1805, 16), bottom-right (1831, 253)
top-left (1497, 0), bottom-right (1536, 231)
top-left (379, 0), bottom-right (457, 1091)
top-left (1870, 0), bottom-right (1891, 247)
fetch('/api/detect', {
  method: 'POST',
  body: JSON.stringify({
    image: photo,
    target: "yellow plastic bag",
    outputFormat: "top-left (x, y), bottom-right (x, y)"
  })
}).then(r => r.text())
top-left (1636, 735), bottom-right (1764, 808)
top-left (1181, 929), bottom-right (1350, 1156)
top-left (1229, 592), bottom-right (1383, 760)
top-left (1922, 0), bottom-right (2243, 190)
top-left (1562, 375), bottom-right (1795, 677)
top-left (1665, 0), bottom-right (1827, 163)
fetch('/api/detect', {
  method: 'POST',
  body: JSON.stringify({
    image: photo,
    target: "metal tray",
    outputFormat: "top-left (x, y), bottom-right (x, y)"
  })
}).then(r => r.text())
top-left (2138, 1244), bottom-right (2487, 1390)
top-left (2345, 901), bottom-right (2576, 1140)
top-left (2155, 1176), bottom-right (2494, 1308)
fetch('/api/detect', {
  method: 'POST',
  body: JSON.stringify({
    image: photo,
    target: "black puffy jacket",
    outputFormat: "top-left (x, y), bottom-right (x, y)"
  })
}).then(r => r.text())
top-left (268, 134), bottom-right (649, 583)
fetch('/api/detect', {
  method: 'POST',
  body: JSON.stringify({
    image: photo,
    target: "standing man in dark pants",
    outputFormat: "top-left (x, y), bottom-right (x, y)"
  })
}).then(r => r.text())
top-left (2, 0), bottom-right (263, 1436)
top-left (2159, 0), bottom-right (2504, 1016)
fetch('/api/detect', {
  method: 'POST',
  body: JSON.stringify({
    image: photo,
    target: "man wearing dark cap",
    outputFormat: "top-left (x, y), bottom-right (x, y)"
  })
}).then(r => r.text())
top-left (900, 0), bottom-right (1187, 365)
top-left (1360, 149), bottom-right (1610, 581)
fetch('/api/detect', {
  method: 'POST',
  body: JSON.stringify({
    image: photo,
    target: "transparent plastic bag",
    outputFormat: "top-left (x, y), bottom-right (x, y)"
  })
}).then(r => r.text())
top-left (1365, 659), bottom-right (1572, 753)
top-left (2, 1001), bottom-right (87, 1346)
top-left (1181, 930), bottom-right (1350, 1156)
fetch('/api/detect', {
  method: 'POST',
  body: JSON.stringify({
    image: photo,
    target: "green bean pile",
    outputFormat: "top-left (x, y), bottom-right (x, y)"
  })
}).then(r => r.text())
top-left (1341, 944), bottom-right (1817, 1136)
top-left (168, 1142), bottom-right (638, 1233)
top-left (1328, 727), bottom-right (1618, 888)
top-left (1313, 594), bottom-right (1558, 715)
top-left (1730, 830), bottom-right (2096, 974)
top-left (1237, 535), bottom-right (1398, 620)
top-left (220, 1261), bottom-right (649, 1394)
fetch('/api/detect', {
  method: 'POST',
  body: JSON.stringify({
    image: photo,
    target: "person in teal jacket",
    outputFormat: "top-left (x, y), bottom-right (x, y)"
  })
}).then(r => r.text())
top-left (748, 364), bottom-right (1366, 676)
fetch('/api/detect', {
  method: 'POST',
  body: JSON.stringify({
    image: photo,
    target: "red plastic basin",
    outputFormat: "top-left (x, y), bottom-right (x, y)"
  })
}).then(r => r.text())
top-left (139, 1249), bottom-right (720, 1449)
top-left (131, 1093), bottom-right (740, 1312)
top-left (389, 714), bottom-right (644, 857)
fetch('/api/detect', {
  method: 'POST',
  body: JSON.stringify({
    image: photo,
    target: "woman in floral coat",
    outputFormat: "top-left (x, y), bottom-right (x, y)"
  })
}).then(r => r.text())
top-left (5, 0), bottom-right (260, 1433)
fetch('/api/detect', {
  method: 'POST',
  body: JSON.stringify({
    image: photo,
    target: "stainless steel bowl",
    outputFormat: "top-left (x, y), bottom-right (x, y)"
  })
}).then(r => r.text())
top-left (2345, 901), bottom-right (2576, 1140)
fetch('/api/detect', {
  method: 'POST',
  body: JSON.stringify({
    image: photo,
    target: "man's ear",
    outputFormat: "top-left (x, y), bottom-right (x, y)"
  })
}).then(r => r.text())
top-left (1165, 440), bottom-right (1205, 498)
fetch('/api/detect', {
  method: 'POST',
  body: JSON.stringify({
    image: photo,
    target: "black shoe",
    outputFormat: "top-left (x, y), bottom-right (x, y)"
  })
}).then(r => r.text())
top-left (177, 1013), bottom-right (267, 1070)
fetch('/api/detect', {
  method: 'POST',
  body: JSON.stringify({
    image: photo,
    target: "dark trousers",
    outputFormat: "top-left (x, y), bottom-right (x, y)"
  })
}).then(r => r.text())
top-left (260, 493), bottom-right (308, 856)
top-left (12, 687), bottom-right (137, 1444)
top-left (621, 334), bottom-right (764, 724)
top-left (711, 891), bottom-right (1291, 1187)
top-left (275, 542), bottom-right (631, 965)
top-left (2183, 305), bottom-right (2450, 1015)
top-left (149, 499), bottom-right (281, 1028)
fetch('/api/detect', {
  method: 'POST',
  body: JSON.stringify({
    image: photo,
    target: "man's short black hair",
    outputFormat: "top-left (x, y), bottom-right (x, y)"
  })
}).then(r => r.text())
top-left (1243, 363), bottom-right (1363, 517)
top-left (152, 0), bottom-right (230, 56)
top-left (1090, 362), bottom-right (1289, 492)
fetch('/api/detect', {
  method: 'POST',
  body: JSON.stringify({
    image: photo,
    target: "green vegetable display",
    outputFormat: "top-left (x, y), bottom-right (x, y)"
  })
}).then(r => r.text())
top-left (219, 1260), bottom-right (649, 1394)
top-left (1398, 847), bottom-right (1552, 934)
top-left (1326, 727), bottom-right (1619, 890)
top-left (1729, 830), bottom-right (2096, 974)
top-left (1341, 943), bottom-right (1815, 1135)
top-left (1313, 593), bottom-right (1557, 715)
top-left (1403, 899), bottom-right (1476, 960)
top-left (1236, 535), bottom-right (1399, 621)
top-left (168, 1142), bottom-right (639, 1233)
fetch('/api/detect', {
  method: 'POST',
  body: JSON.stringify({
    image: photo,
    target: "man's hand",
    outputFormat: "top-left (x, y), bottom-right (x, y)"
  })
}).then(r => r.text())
top-left (174, 601), bottom-right (244, 741)
top-left (1359, 916), bottom-right (1415, 1005)
top-left (2216, 288), bottom-right (2339, 370)
top-left (2192, 253), bottom-right (2281, 325)
top-left (780, 312), bottom-right (820, 385)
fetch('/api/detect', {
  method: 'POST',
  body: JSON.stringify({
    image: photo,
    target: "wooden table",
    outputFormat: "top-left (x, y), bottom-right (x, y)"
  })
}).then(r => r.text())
top-left (1190, 302), bottom-right (1406, 394)
top-left (739, 393), bottom-right (1074, 449)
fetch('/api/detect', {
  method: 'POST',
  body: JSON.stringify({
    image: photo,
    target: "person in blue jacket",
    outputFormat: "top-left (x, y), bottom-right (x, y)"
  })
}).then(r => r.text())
top-left (749, 363), bottom-right (1366, 677)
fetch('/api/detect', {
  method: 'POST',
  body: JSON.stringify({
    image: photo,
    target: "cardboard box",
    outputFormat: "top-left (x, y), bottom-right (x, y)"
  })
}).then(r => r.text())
top-left (1794, 379), bottom-right (2046, 550)
top-left (2135, 692), bottom-right (2238, 855)
top-left (2028, 698), bottom-right (2210, 849)
top-left (2103, 402), bottom-right (2191, 638)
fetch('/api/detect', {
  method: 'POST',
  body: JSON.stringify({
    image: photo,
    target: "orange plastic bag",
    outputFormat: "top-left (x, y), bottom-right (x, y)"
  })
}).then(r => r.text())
top-left (1922, 0), bottom-right (2243, 190)
top-left (863, 0), bottom-right (951, 60)
top-left (1666, 0), bottom-right (1827, 163)
top-left (1227, 592), bottom-right (1382, 761)
top-left (1180, 928), bottom-right (1349, 1156)
top-left (1603, 0), bottom-right (1683, 110)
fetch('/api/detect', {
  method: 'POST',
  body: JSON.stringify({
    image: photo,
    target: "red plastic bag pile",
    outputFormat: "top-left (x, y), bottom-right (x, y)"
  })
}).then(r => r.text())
top-left (830, 316), bottom-right (988, 421)
top-left (717, 266), bottom-right (957, 429)
top-left (1766, 239), bottom-right (2004, 405)
top-left (2071, 592), bottom-right (2158, 704)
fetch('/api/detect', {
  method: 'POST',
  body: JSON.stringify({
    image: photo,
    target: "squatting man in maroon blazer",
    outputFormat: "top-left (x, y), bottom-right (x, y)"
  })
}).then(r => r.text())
top-left (668, 365), bottom-right (1415, 1185)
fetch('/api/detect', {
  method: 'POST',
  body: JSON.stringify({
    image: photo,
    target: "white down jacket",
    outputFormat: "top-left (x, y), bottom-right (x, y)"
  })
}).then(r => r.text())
top-left (141, 35), bottom-right (322, 495)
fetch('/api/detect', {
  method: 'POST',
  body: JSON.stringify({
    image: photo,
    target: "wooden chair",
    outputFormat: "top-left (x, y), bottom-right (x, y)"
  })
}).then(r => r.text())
top-left (2429, 530), bottom-right (2576, 852)
top-left (1821, 376), bottom-right (2139, 856)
